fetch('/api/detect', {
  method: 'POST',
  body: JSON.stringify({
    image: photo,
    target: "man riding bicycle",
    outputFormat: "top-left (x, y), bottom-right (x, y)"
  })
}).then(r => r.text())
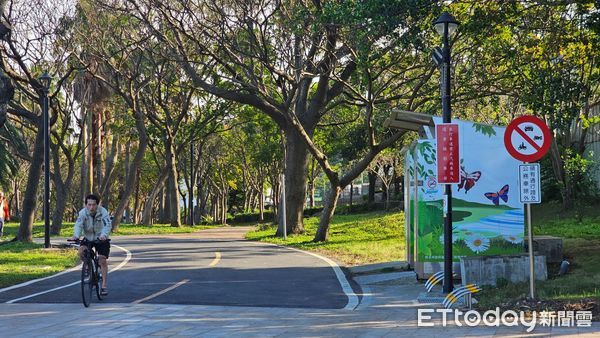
top-left (71, 194), bottom-right (112, 296)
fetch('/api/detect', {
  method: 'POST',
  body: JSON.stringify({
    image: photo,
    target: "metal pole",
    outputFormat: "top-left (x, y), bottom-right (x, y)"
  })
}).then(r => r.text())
top-left (43, 89), bottom-right (50, 248)
top-left (280, 131), bottom-right (287, 240)
top-left (281, 173), bottom-right (286, 240)
top-left (442, 22), bottom-right (454, 293)
top-left (189, 140), bottom-right (194, 225)
top-left (527, 202), bottom-right (535, 299)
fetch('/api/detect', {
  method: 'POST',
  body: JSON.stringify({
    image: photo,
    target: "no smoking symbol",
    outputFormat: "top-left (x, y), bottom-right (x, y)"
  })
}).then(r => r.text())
top-left (427, 176), bottom-right (437, 189)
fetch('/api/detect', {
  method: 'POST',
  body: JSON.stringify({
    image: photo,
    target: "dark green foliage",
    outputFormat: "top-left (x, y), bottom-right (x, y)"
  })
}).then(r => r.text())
top-left (229, 211), bottom-right (275, 224)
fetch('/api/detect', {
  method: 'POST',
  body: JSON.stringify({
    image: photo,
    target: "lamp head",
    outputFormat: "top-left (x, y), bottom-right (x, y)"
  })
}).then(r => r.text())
top-left (433, 12), bottom-right (459, 38)
top-left (0, 72), bottom-right (14, 104)
top-left (39, 72), bottom-right (52, 91)
top-left (0, 21), bottom-right (11, 41)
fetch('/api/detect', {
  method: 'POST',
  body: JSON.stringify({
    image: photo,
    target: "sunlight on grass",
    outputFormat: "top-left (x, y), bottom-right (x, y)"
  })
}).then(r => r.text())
top-left (476, 238), bottom-right (600, 309)
top-left (0, 221), bottom-right (217, 242)
top-left (246, 211), bottom-right (405, 265)
top-left (0, 242), bottom-right (79, 288)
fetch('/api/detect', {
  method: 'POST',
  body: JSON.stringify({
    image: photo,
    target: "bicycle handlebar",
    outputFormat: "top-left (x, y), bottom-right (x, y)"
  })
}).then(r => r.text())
top-left (67, 238), bottom-right (111, 244)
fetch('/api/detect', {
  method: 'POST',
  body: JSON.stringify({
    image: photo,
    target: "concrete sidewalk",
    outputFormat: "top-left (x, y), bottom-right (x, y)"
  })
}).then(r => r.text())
top-left (1, 280), bottom-right (598, 337)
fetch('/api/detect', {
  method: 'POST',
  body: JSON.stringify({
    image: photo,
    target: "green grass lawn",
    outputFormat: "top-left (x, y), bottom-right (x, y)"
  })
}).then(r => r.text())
top-left (246, 211), bottom-right (405, 266)
top-left (0, 242), bottom-right (79, 288)
top-left (0, 221), bottom-right (217, 242)
top-left (475, 202), bottom-right (600, 317)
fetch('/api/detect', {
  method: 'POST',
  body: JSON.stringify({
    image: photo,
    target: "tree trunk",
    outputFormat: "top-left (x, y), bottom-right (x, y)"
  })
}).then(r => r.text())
top-left (385, 184), bottom-right (391, 210)
top-left (165, 139), bottom-right (181, 227)
top-left (313, 185), bottom-right (341, 242)
top-left (141, 167), bottom-right (169, 225)
top-left (111, 109), bottom-right (148, 232)
top-left (212, 195), bottom-right (218, 223)
top-left (12, 179), bottom-right (20, 218)
top-left (51, 179), bottom-right (67, 236)
top-left (308, 180), bottom-right (315, 208)
top-left (278, 131), bottom-right (309, 235)
top-left (80, 107), bottom-right (89, 204)
top-left (548, 138), bottom-right (573, 209)
top-left (259, 180), bottom-right (264, 221)
top-left (394, 175), bottom-right (401, 196)
top-left (158, 187), bottom-right (168, 223)
top-left (99, 133), bottom-right (118, 207)
top-left (17, 122), bottom-right (44, 242)
top-left (349, 182), bottom-right (353, 208)
top-left (368, 171), bottom-right (376, 204)
top-left (86, 105), bottom-right (94, 195)
top-left (50, 141), bottom-right (75, 236)
top-left (92, 108), bottom-right (102, 194)
top-left (131, 168), bottom-right (141, 224)
top-left (221, 192), bottom-right (227, 224)
top-left (198, 181), bottom-right (207, 219)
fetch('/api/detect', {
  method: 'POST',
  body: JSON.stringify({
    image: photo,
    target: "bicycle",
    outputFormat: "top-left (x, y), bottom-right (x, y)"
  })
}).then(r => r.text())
top-left (67, 238), bottom-right (110, 307)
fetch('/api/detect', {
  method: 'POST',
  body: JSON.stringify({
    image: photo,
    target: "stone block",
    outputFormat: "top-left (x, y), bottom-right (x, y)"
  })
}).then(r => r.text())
top-left (524, 236), bottom-right (563, 263)
top-left (460, 254), bottom-right (547, 286)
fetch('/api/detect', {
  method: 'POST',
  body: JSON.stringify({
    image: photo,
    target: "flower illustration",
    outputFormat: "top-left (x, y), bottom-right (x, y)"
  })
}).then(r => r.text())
top-left (504, 235), bottom-right (523, 244)
top-left (466, 234), bottom-right (490, 253)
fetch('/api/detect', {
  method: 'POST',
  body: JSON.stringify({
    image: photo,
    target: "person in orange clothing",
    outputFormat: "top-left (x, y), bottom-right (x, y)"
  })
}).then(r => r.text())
top-left (0, 191), bottom-right (9, 237)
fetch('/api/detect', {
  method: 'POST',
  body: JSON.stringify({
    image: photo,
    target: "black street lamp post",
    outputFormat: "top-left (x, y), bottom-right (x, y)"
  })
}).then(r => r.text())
top-left (0, 21), bottom-right (14, 127)
top-left (189, 139), bottom-right (194, 226)
top-left (433, 12), bottom-right (459, 294)
top-left (39, 72), bottom-right (52, 249)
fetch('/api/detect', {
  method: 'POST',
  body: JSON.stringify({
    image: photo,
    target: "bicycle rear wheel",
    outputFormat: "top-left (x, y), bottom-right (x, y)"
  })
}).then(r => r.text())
top-left (81, 258), bottom-right (93, 307)
top-left (95, 260), bottom-right (103, 301)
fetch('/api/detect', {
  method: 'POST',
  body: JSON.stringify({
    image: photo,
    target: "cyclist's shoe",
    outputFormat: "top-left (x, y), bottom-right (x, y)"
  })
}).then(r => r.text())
top-left (100, 288), bottom-right (108, 296)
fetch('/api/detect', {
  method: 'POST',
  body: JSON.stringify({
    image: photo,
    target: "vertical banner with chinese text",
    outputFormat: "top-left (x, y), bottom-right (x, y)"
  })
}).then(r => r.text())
top-left (436, 123), bottom-right (460, 184)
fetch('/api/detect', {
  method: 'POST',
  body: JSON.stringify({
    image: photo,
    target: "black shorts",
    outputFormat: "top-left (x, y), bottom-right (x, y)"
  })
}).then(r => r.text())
top-left (86, 241), bottom-right (111, 258)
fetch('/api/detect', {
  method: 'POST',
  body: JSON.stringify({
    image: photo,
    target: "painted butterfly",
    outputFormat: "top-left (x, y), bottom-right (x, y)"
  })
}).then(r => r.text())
top-left (484, 184), bottom-right (509, 206)
top-left (457, 166), bottom-right (482, 193)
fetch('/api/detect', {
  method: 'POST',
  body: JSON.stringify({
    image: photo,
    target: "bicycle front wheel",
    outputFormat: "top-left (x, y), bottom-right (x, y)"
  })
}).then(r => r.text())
top-left (81, 258), bottom-right (93, 307)
top-left (95, 260), bottom-right (103, 301)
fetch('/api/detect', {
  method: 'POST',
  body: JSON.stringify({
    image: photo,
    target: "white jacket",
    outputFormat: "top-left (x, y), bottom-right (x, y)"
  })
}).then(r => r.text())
top-left (73, 206), bottom-right (112, 240)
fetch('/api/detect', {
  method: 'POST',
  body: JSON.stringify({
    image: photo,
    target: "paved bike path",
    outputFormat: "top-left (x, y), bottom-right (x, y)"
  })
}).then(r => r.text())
top-left (0, 228), bottom-right (355, 309)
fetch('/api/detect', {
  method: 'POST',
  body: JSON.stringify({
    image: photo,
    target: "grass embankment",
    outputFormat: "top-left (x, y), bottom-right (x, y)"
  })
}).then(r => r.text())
top-left (246, 211), bottom-right (405, 266)
top-left (0, 221), bottom-right (218, 288)
top-left (475, 201), bottom-right (600, 317)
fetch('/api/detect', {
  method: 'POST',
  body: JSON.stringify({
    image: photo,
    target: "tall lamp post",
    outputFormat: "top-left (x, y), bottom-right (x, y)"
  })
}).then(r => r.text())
top-left (189, 138), bottom-right (194, 226)
top-left (433, 12), bottom-right (459, 294)
top-left (0, 21), bottom-right (14, 127)
top-left (39, 72), bottom-right (52, 248)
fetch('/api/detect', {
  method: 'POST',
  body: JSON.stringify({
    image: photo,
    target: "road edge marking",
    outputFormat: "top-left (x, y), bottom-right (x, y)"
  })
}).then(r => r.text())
top-left (253, 242), bottom-right (359, 310)
top-left (5, 243), bottom-right (132, 304)
top-left (132, 279), bottom-right (190, 304)
top-left (208, 252), bottom-right (221, 267)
